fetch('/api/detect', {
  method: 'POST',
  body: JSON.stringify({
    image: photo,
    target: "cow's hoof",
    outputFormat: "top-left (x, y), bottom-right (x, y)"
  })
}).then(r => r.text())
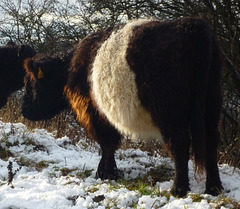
top-left (96, 162), bottom-right (118, 180)
top-left (171, 185), bottom-right (190, 198)
top-left (205, 185), bottom-right (223, 196)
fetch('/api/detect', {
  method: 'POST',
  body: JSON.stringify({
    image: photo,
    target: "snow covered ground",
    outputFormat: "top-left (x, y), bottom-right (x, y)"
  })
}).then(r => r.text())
top-left (0, 121), bottom-right (239, 209)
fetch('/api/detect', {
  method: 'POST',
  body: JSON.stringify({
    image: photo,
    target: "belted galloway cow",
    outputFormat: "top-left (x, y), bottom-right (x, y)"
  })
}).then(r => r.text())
top-left (21, 17), bottom-right (223, 197)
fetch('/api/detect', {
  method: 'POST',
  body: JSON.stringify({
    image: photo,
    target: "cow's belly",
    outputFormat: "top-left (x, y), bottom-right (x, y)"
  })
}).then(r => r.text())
top-left (90, 19), bottom-right (163, 141)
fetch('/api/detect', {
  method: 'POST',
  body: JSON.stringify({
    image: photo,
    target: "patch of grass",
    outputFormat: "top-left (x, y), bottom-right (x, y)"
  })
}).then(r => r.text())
top-left (86, 186), bottom-right (99, 193)
top-left (188, 193), bottom-right (240, 209)
top-left (58, 167), bottom-right (93, 178)
top-left (60, 168), bottom-right (77, 176)
top-left (53, 166), bottom-right (60, 172)
top-left (212, 195), bottom-right (240, 209)
top-left (116, 177), bottom-right (171, 199)
top-left (24, 137), bottom-right (46, 151)
top-left (106, 180), bottom-right (171, 208)
top-left (116, 163), bottom-right (174, 194)
top-left (189, 194), bottom-right (205, 203)
top-left (61, 168), bottom-right (83, 177)
top-left (147, 164), bottom-right (174, 183)
top-left (132, 202), bottom-right (138, 209)
top-left (138, 181), bottom-right (155, 196)
top-left (76, 169), bottom-right (93, 179)
top-left (117, 178), bottom-right (143, 192)
top-left (17, 157), bottom-right (51, 171)
top-left (35, 161), bottom-right (50, 171)
top-left (160, 190), bottom-right (171, 201)
top-left (0, 144), bottom-right (14, 160)
top-left (17, 157), bottom-right (33, 167)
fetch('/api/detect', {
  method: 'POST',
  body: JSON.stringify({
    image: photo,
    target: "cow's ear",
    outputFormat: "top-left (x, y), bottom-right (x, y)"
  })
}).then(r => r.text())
top-left (24, 58), bottom-right (39, 81)
top-left (7, 41), bottom-right (16, 46)
top-left (18, 44), bottom-right (25, 57)
top-left (18, 44), bottom-right (36, 57)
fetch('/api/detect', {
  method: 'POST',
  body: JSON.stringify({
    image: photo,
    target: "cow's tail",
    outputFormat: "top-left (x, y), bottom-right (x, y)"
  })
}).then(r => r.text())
top-left (190, 19), bottom-right (215, 173)
top-left (190, 94), bottom-right (207, 174)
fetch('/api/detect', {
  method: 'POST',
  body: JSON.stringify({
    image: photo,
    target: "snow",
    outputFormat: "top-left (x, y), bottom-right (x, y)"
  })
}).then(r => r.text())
top-left (0, 121), bottom-right (239, 209)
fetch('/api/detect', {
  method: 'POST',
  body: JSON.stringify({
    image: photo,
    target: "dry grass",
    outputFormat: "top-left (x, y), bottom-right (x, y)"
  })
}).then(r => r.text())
top-left (0, 90), bottom-right (87, 144)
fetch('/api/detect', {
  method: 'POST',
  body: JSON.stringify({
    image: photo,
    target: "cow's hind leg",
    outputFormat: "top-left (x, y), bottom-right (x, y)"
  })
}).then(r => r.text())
top-left (94, 119), bottom-right (122, 180)
top-left (204, 126), bottom-right (223, 195)
top-left (204, 42), bottom-right (223, 196)
top-left (204, 89), bottom-right (223, 195)
top-left (167, 130), bottom-right (191, 197)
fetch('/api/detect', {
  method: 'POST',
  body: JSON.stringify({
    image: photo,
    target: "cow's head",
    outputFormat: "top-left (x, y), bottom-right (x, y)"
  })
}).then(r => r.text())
top-left (21, 53), bottom-right (71, 121)
top-left (0, 43), bottom-right (36, 109)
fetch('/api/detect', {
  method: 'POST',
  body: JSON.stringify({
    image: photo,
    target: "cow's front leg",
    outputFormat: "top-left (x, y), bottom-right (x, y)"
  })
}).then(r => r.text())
top-left (94, 119), bottom-right (122, 180)
top-left (96, 148), bottom-right (118, 180)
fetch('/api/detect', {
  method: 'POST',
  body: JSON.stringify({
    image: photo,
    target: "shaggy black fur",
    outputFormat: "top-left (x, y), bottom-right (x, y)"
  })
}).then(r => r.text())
top-left (0, 43), bottom-right (36, 108)
top-left (21, 17), bottom-right (223, 197)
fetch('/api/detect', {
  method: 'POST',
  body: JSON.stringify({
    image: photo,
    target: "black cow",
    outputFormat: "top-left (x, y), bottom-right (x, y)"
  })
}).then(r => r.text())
top-left (0, 42), bottom-right (36, 108)
top-left (21, 17), bottom-right (223, 197)
top-left (22, 49), bottom-right (74, 120)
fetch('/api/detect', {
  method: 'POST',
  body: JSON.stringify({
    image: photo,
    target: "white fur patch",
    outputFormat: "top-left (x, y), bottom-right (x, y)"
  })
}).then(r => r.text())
top-left (91, 19), bottom-right (163, 141)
